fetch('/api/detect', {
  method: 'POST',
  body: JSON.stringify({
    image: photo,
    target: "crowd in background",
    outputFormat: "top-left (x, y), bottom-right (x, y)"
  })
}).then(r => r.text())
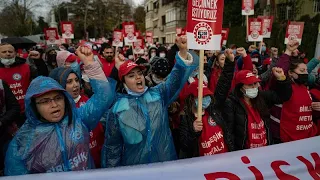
top-left (0, 35), bottom-right (320, 176)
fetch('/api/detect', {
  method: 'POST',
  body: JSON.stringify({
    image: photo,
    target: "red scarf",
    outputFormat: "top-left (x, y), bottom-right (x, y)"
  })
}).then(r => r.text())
top-left (75, 95), bottom-right (104, 168)
top-left (240, 99), bottom-right (267, 149)
top-left (198, 112), bottom-right (228, 156)
top-left (281, 84), bottom-right (317, 142)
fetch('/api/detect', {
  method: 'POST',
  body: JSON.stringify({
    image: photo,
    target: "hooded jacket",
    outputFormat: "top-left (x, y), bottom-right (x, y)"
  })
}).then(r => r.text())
top-left (102, 51), bottom-right (199, 167)
top-left (5, 62), bottom-right (116, 175)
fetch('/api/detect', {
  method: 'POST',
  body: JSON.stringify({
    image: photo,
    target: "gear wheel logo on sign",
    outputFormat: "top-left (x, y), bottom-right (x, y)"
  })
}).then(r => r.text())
top-left (251, 30), bottom-right (260, 39)
top-left (193, 22), bottom-right (213, 45)
top-left (289, 34), bottom-right (297, 41)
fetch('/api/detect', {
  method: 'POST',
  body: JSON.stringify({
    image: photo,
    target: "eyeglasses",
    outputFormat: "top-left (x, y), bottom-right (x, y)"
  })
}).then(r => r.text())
top-left (36, 95), bottom-right (64, 105)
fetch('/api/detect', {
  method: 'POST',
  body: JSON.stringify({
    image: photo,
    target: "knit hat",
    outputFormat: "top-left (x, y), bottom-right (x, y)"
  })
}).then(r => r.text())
top-left (49, 67), bottom-right (80, 88)
top-left (56, 51), bottom-right (72, 67)
top-left (151, 57), bottom-right (170, 78)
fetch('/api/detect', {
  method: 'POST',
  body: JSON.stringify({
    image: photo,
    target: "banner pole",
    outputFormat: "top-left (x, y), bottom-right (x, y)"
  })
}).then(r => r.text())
top-left (197, 49), bottom-right (205, 121)
top-left (259, 40), bottom-right (263, 54)
top-left (246, 15), bottom-right (249, 41)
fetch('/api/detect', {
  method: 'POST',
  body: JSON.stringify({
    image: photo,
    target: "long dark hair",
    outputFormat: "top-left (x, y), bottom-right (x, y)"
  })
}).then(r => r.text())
top-left (234, 83), bottom-right (269, 117)
top-left (289, 56), bottom-right (305, 73)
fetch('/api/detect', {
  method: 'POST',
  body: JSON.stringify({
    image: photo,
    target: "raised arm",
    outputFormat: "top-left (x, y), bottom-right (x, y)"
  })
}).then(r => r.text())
top-left (76, 46), bottom-right (116, 130)
top-left (156, 36), bottom-right (199, 106)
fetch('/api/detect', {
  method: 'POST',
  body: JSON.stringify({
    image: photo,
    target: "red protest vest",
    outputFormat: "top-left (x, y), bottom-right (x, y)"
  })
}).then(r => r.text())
top-left (75, 95), bottom-right (104, 168)
top-left (198, 112), bottom-right (228, 156)
top-left (0, 63), bottom-right (30, 112)
top-left (98, 55), bottom-right (115, 77)
top-left (280, 84), bottom-right (317, 142)
top-left (240, 99), bottom-right (267, 149)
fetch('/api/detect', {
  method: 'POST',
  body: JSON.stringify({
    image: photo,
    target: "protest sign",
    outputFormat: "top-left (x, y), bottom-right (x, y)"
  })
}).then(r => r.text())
top-left (258, 16), bottom-right (274, 38)
top-left (122, 22), bottom-right (137, 46)
top-left (242, 0), bottom-right (254, 15)
top-left (248, 18), bottom-right (263, 42)
top-left (285, 21), bottom-right (304, 45)
top-left (112, 30), bottom-right (124, 47)
top-left (44, 28), bottom-right (60, 45)
top-left (60, 21), bottom-right (74, 39)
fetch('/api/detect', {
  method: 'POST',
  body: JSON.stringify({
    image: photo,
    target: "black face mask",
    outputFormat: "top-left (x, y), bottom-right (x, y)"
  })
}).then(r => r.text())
top-left (294, 73), bottom-right (308, 85)
top-left (47, 54), bottom-right (57, 66)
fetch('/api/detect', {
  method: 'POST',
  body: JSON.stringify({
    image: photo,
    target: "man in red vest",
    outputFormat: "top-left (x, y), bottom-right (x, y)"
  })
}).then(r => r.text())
top-left (0, 43), bottom-right (37, 120)
top-left (97, 43), bottom-right (115, 77)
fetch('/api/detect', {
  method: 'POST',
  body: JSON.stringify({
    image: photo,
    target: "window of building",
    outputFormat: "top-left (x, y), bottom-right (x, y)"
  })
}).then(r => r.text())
top-left (162, 37), bottom-right (166, 44)
top-left (314, 0), bottom-right (320, 13)
top-left (162, 0), bottom-right (171, 6)
top-left (277, 3), bottom-right (294, 21)
top-left (153, 1), bottom-right (159, 9)
top-left (162, 15), bottom-right (166, 26)
top-left (166, 9), bottom-right (176, 23)
top-left (146, 18), bottom-right (152, 29)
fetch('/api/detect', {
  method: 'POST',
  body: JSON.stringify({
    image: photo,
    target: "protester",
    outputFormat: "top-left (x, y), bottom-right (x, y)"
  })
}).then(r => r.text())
top-left (157, 46), bottom-right (167, 58)
top-left (0, 43), bottom-right (37, 118)
top-left (5, 46), bottom-right (116, 175)
top-left (102, 36), bottom-right (199, 167)
top-left (0, 80), bottom-right (20, 175)
top-left (97, 44), bottom-right (115, 77)
top-left (145, 57), bottom-right (171, 87)
top-left (45, 45), bottom-right (59, 73)
top-left (223, 67), bottom-right (291, 150)
top-left (148, 47), bottom-right (157, 60)
top-left (179, 49), bottom-right (235, 158)
top-left (27, 50), bottom-right (49, 77)
top-left (56, 50), bottom-right (79, 68)
top-left (49, 67), bottom-right (105, 168)
top-left (280, 58), bottom-right (318, 142)
top-left (209, 53), bottom-right (225, 94)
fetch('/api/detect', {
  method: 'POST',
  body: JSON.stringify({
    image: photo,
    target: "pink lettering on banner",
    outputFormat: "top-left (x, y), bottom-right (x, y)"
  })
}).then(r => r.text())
top-left (299, 105), bottom-right (312, 113)
top-left (296, 122), bottom-right (314, 131)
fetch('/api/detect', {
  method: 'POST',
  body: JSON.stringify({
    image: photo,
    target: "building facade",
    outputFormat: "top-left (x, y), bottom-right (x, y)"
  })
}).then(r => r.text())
top-left (145, 0), bottom-right (186, 45)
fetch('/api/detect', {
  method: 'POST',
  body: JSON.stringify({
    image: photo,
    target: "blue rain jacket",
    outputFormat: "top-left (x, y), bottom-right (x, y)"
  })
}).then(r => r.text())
top-left (102, 52), bottom-right (199, 167)
top-left (5, 76), bottom-right (116, 176)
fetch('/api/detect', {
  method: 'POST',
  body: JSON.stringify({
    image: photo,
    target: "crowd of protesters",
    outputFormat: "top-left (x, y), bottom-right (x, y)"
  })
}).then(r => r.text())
top-left (0, 34), bottom-right (319, 176)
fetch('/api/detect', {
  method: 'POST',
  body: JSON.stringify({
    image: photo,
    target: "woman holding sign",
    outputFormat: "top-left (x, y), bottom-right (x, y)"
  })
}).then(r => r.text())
top-left (223, 67), bottom-right (292, 150)
top-left (179, 50), bottom-right (235, 158)
top-left (101, 36), bottom-right (199, 167)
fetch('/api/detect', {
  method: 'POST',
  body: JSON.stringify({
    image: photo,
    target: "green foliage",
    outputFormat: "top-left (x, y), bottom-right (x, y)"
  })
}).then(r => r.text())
top-left (133, 6), bottom-right (146, 33)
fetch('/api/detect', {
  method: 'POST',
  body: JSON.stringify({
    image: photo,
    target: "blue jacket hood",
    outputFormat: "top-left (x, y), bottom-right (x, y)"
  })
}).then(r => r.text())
top-left (25, 76), bottom-right (75, 125)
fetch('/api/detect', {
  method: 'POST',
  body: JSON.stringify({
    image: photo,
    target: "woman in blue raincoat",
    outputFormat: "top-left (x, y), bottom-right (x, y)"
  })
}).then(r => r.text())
top-left (5, 46), bottom-right (116, 175)
top-left (102, 36), bottom-right (199, 167)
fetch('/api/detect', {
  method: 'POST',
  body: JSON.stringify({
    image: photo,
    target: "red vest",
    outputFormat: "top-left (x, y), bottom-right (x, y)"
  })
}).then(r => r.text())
top-left (0, 63), bottom-right (30, 112)
top-left (280, 84), bottom-right (317, 142)
top-left (76, 95), bottom-right (104, 168)
top-left (198, 112), bottom-right (228, 156)
top-left (98, 55), bottom-right (115, 77)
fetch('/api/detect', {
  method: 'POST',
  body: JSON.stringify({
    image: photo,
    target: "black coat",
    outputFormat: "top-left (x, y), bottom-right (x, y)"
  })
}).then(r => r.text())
top-left (223, 79), bottom-right (292, 150)
top-left (179, 58), bottom-right (235, 158)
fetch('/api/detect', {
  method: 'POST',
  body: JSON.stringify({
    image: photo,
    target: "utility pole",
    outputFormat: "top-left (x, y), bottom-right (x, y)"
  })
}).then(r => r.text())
top-left (315, 24), bottom-right (320, 58)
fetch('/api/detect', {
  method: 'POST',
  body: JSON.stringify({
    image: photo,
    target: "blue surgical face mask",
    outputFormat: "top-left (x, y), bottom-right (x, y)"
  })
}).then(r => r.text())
top-left (123, 83), bottom-right (148, 97)
top-left (261, 46), bottom-right (266, 52)
top-left (195, 96), bottom-right (212, 109)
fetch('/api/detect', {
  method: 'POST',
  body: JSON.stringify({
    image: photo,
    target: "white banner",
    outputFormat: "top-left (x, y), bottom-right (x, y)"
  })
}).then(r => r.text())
top-left (2, 136), bottom-right (320, 180)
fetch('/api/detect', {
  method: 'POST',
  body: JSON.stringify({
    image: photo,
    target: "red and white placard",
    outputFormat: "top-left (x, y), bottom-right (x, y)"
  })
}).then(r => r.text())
top-left (60, 21), bottom-right (74, 39)
top-left (135, 31), bottom-right (141, 37)
top-left (44, 28), bottom-right (60, 45)
top-left (247, 18), bottom-right (263, 42)
top-left (145, 31), bottom-right (153, 45)
top-left (221, 28), bottom-right (230, 46)
top-left (133, 37), bottom-right (145, 55)
top-left (112, 29), bottom-right (123, 47)
top-left (122, 22), bottom-right (137, 46)
top-left (242, 0), bottom-right (254, 15)
top-left (285, 21), bottom-right (304, 45)
top-left (186, 0), bottom-right (224, 50)
top-left (258, 16), bottom-right (274, 38)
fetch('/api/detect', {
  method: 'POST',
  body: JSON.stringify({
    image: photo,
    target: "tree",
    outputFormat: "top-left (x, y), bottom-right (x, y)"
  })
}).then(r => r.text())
top-left (133, 6), bottom-right (146, 32)
top-left (34, 16), bottom-right (49, 34)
